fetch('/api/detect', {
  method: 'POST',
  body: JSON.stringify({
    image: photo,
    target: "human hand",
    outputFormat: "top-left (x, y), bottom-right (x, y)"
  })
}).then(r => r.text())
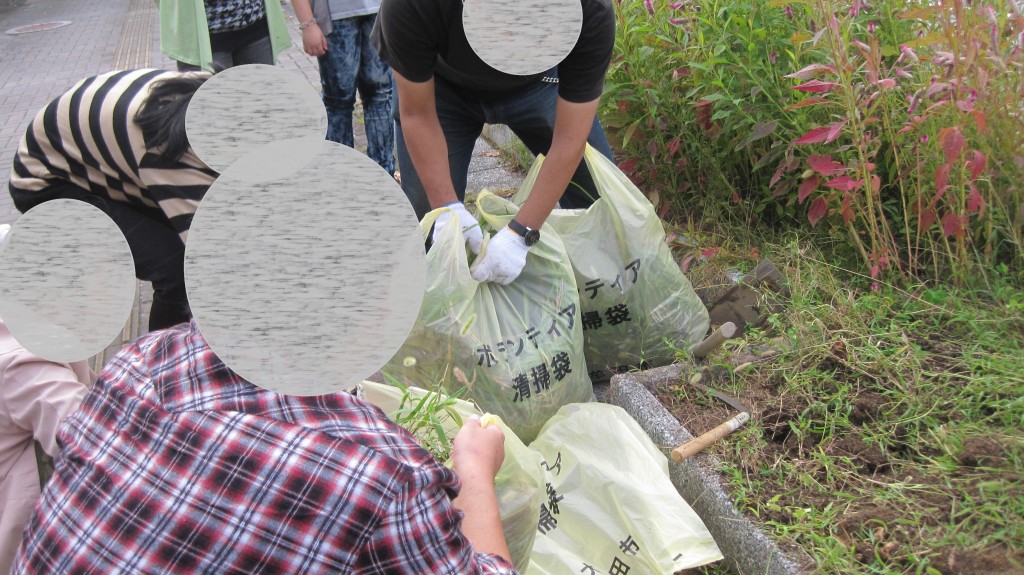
top-left (432, 202), bottom-right (483, 254)
top-left (301, 25), bottom-right (328, 57)
top-left (451, 415), bottom-right (506, 480)
top-left (469, 227), bottom-right (529, 285)
top-left (450, 415), bottom-right (512, 562)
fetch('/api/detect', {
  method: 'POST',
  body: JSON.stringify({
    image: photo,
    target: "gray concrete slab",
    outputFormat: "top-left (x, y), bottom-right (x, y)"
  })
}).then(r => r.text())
top-left (0, 0), bottom-right (126, 224)
top-left (609, 364), bottom-right (812, 575)
top-left (467, 137), bottom-right (525, 198)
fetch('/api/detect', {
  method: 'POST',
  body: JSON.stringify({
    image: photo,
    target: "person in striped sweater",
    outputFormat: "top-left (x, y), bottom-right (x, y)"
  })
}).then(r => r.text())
top-left (8, 69), bottom-right (217, 332)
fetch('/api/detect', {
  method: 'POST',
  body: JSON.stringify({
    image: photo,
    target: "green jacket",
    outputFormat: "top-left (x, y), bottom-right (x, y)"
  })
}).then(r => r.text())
top-left (156, 0), bottom-right (292, 71)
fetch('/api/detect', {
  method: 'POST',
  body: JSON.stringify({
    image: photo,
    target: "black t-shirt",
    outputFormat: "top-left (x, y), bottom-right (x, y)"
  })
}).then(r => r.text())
top-left (371, 0), bottom-right (614, 103)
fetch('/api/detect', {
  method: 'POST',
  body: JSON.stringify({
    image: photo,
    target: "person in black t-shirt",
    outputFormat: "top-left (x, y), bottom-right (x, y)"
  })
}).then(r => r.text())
top-left (372, 0), bottom-right (615, 285)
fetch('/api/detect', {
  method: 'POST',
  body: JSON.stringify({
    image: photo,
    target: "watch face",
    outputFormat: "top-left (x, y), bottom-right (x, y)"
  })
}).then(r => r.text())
top-left (524, 229), bottom-right (540, 246)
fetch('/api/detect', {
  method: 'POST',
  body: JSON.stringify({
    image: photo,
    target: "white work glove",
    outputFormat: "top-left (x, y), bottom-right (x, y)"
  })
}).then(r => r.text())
top-left (433, 202), bottom-right (483, 254)
top-left (470, 227), bottom-right (530, 285)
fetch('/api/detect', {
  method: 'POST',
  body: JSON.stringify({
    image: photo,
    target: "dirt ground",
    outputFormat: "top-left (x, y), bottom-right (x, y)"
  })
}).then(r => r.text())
top-left (652, 354), bottom-right (1023, 575)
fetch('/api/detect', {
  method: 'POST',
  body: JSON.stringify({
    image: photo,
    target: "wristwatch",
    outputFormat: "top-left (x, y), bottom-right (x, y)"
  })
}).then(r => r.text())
top-left (507, 219), bottom-right (540, 247)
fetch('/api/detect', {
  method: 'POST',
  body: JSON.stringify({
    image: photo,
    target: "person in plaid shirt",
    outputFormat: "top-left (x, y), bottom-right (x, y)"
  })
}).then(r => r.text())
top-left (11, 320), bottom-right (517, 574)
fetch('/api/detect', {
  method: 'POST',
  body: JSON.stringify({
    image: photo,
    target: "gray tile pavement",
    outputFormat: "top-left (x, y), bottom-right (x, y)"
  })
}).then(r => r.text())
top-left (0, 0), bottom-right (183, 225)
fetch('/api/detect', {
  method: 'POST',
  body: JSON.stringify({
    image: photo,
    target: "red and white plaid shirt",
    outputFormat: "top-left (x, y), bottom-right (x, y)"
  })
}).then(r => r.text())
top-left (13, 321), bottom-right (518, 575)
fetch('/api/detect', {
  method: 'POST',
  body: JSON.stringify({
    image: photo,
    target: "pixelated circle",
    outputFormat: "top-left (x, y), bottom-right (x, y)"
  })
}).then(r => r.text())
top-left (225, 137), bottom-right (323, 183)
top-left (0, 200), bottom-right (136, 362)
top-left (185, 64), bottom-right (327, 173)
top-left (185, 138), bottom-right (426, 396)
top-left (463, 0), bottom-right (583, 76)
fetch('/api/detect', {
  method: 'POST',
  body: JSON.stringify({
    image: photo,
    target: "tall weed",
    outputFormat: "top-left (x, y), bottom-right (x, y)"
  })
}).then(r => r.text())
top-left (604, 0), bottom-right (1024, 283)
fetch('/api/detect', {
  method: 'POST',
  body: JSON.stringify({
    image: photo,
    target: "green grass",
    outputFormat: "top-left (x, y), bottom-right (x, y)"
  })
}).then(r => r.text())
top-left (389, 134), bottom-right (1022, 570)
top-left (495, 135), bottom-right (535, 175)
top-left (381, 372), bottom-right (469, 462)
top-left (670, 227), bottom-right (1024, 573)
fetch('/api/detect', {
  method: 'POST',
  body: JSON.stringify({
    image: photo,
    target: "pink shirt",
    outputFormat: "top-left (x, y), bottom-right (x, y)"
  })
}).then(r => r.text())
top-left (0, 321), bottom-right (92, 575)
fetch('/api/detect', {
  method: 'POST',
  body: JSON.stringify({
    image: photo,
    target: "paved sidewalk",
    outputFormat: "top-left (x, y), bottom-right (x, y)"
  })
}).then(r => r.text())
top-left (0, 0), bottom-right (177, 226)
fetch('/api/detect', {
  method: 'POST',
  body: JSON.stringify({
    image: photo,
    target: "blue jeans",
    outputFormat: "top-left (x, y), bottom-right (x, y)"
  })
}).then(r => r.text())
top-left (394, 69), bottom-right (614, 219)
top-left (318, 14), bottom-right (395, 174)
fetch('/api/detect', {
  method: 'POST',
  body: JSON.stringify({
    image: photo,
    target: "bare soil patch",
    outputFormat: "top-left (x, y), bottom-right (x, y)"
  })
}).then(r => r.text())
top-left (651, 353), bottom-right (1024, 574)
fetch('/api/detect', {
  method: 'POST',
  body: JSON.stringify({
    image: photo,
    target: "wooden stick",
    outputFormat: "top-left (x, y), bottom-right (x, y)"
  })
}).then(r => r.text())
top-left (671, 411), bottom-right (750, 462)
top-left (690, 322), bottom-right (737, 359)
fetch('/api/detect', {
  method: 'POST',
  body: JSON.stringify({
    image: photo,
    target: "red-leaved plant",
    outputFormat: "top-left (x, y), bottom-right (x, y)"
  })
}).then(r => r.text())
top-left (604, 0), bottom-right (1023, 284)
top-left (771, 0), bottom-right (1022, 282)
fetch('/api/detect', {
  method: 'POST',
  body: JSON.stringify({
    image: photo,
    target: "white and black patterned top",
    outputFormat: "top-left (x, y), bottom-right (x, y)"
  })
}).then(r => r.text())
top-left (204, 0), bottom-right (266, 33)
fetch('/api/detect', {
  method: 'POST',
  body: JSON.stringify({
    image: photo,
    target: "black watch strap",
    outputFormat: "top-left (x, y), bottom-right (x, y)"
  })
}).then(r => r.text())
top-left (508, 219), bottom-right (540, 246)
top-left (508, 219), bottom-right (529, 237)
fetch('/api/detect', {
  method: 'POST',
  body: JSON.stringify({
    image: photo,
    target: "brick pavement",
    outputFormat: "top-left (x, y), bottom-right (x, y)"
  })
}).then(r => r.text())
top-left (0, 0), bottom-right (171, 225)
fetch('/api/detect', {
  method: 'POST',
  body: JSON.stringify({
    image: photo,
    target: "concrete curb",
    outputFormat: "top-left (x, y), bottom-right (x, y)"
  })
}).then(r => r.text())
top-left (480, 123), bottom-right (519, 150)
top-left (478, 120), bottom-right (806, 575)
top-left (608, 364), bottom-right (808, 575)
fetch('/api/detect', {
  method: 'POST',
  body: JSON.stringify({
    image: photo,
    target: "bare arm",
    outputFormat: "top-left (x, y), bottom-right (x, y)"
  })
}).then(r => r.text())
top-left (393, 71), bottom-right (460, 209)
top-left (290, 0), bottom-right (328, 57)
top-left (451, 416), bottom-right (511, 563)
top-left (514, 97), bottom-right (601, 229)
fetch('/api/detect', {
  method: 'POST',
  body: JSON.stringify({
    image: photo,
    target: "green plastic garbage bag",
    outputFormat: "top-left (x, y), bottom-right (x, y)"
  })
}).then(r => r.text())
top-left (360, 381), bottom-right (543, 573)
top-left (383, 192), bottom-right (594, 443)
top-left (512, 146), bottom-right (710, 382)
top-left (360, 381), bottom-right (723, 574)
top-left (523, 403), bottom-right (722, 574)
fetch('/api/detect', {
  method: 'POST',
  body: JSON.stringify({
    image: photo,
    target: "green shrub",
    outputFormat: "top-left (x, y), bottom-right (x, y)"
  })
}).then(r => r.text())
top-left (603, 0), bottom-right (1024, 283)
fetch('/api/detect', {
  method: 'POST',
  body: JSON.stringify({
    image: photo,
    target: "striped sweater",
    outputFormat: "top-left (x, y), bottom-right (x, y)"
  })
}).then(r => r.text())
top-left (8, 69), bottom-right (217, 243)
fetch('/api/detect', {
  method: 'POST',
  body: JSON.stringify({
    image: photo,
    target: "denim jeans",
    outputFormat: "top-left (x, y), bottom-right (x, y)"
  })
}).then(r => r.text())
top-left (394, 68), bottom-right (614, 219)
top-left (318, 14), bottom-right (395, 175)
